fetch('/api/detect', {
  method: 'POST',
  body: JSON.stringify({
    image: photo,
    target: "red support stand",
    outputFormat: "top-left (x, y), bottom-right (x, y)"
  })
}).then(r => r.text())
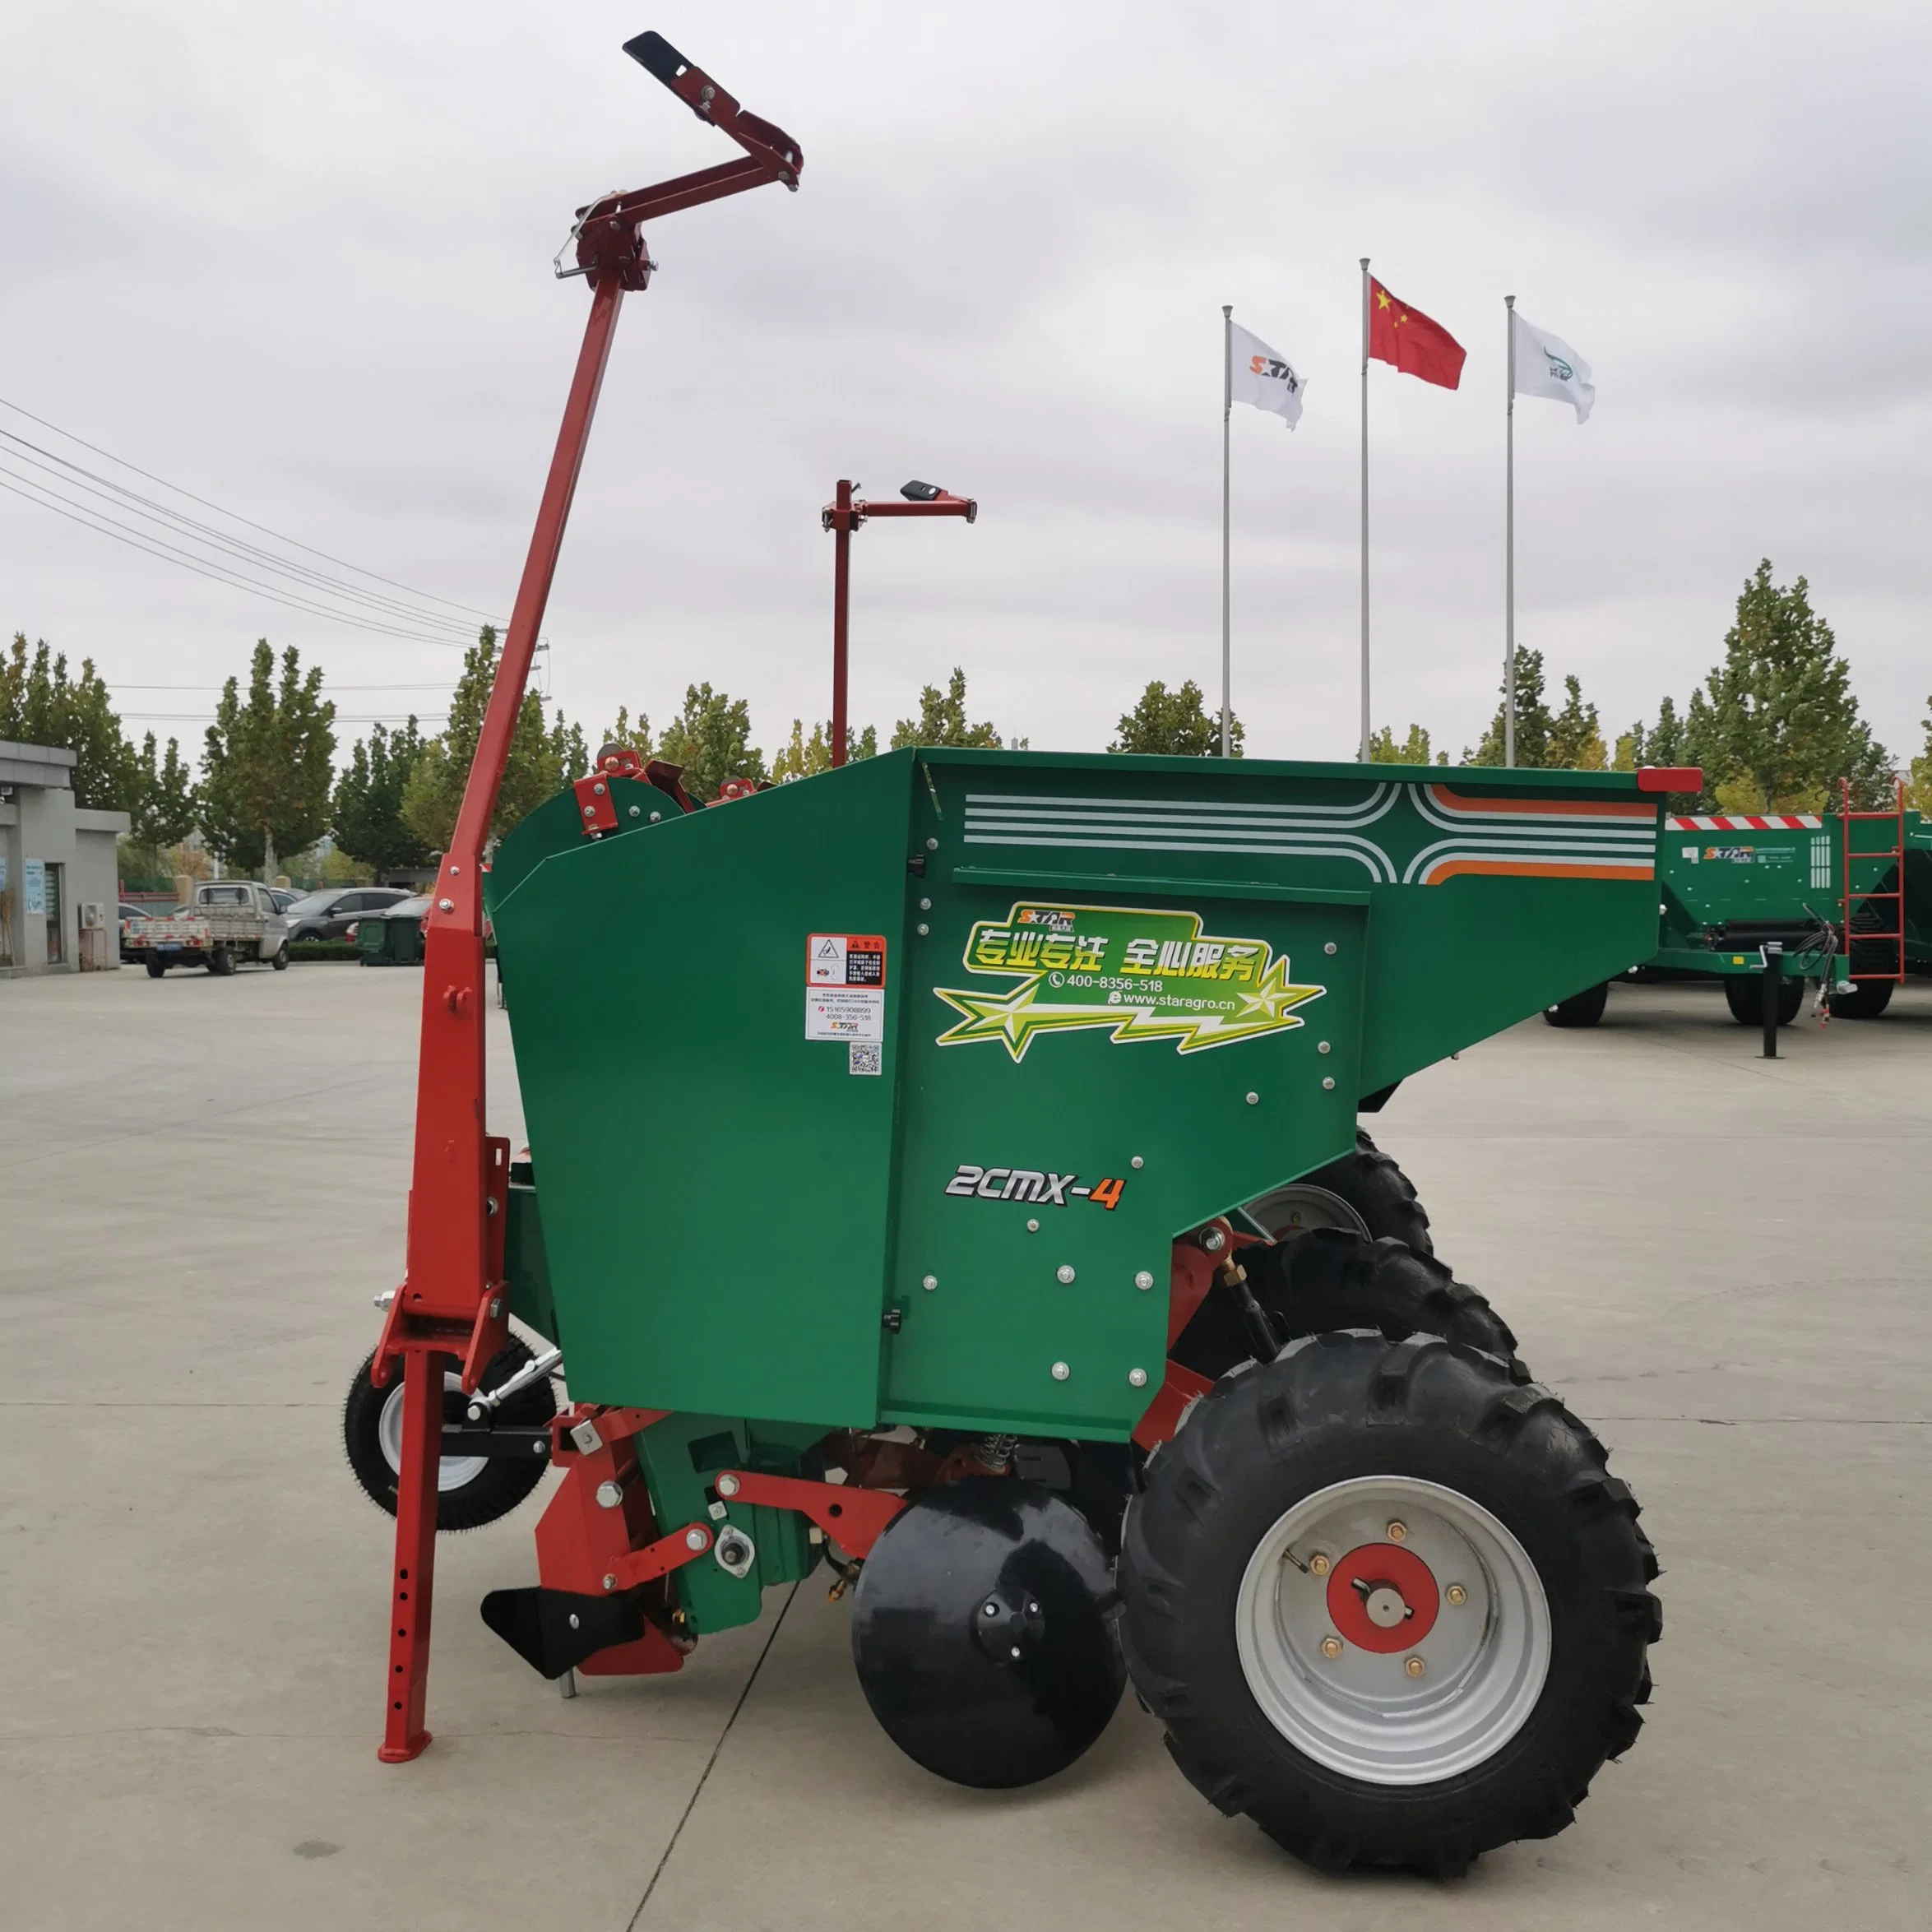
top-left (370, 35), bottom-right (802, 1764)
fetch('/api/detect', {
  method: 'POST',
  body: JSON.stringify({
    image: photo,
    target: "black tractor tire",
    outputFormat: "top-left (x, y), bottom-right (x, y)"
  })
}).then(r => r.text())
top-left (145, 958), bottom-right (167, 979)
top-left (1828, 980), bottom-right (1893, 1019)
top-left (270, 945), bottom-right (290, 971)
top-left (208, 947), bottom-right (236, 977)
top-left (1244, 1128), bottom-right (1433, 1254)
top-left (1121, 1332), bottom-right (1660, 1875)
top-left (1173, 1230), bottom-right (1522, 1384)
top-left (1542, 981), bottom-right (1609, 1028)
top-left (1721, 975), bottom-right (1800, 1026)
top-left (343, 1337), bottom-right (558, 1531)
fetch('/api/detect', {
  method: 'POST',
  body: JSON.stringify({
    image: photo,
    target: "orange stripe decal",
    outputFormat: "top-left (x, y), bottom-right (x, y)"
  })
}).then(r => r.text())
top-left (1425, 859), bottom-right (1654, 884)
top-left (1426, 785), bottom-right (1652, 820)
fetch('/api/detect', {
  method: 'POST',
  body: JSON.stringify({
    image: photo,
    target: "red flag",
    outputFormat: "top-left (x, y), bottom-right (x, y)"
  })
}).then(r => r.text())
top-left (1368, 278), bottom-right (1466, 390)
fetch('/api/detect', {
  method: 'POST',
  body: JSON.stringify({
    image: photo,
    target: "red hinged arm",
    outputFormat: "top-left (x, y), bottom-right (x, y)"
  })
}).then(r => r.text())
top-left (375, 34), bottom-right (800, 1769)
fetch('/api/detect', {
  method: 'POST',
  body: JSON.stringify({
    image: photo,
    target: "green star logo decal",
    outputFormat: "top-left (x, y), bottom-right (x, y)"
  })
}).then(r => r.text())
top-left (934, 901), bottom-right (1325, 1063)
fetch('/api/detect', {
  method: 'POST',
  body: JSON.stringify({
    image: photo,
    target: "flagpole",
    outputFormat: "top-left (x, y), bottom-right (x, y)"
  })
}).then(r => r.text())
top-left (1221, 304), bottom-right (1233, 757)
top-left (1504, 294), bottom-right (1517, 768)
top-left (1358, 258), bottom-right (1371, 762)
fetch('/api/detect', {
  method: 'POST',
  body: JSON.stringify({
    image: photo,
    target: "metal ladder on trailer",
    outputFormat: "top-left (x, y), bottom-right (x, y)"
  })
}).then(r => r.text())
top-left (1839, 777), bottom-right (1907, 989)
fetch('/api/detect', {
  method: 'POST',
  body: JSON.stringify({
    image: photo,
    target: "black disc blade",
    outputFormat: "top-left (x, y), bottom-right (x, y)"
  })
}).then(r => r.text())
top-left (850, 1476), bottom-right (1125, 1789)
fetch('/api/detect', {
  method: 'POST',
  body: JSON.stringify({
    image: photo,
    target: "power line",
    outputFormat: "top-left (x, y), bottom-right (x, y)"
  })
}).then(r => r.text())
top-left (0, 470), bottom-right (484, 646)
top-left (0, 392), bottom-right (504, 624)
top-left (0, 433), bottom-right (484, 638)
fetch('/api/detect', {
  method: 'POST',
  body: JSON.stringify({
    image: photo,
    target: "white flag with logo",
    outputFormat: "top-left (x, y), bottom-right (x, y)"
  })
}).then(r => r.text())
top-left (1229, 322), bottom-right (1305, 429)
top-left (1512, 312), bottom-right (1594, 422)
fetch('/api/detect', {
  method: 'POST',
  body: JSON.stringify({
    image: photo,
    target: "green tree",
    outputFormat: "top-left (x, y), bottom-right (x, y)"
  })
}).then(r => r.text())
top-left (1546, 675), bottom-right (1607, 770)
top-left (401, 627), bottom-right (585, 850)
top-left (596, 707), bottom-right (654, 757)
top-left (771, 718), bottom-right (878, 781)
top-left (1907, 695), bottom-right (1932, 814)
top-left (651, 683), bottom-right (766, 802)
top-left (332, 719), bottom-right (434, 873)
top-left (0, 633), bottom-right (140, 808)
top-left (1469, 648), bottom-right (1554, 766)
top-left (1110, 679), bottom-right (1239, 756)
top-left (1699, 561), bottom-right (1890, 810)
top-left (891, 668), bottom-right (1003, 751)
top-left (130, 731), bottom-right (197, 846)
top-left (197, 640), bottom-right (336, 874)
top-left (1367, 723), bottom-right (1443, 766)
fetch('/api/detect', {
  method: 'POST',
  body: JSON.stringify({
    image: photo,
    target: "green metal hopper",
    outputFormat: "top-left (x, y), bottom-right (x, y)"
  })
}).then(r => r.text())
top-left (487, 749), bottom-right (1667, 1442)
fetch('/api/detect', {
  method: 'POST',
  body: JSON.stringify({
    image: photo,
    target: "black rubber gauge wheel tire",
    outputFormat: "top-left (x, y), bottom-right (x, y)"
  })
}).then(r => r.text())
top-left (1172, 1230), bottom-right (1522, 1383)
top-left (1721, 975), bottom-right (1801, 1026)
top-left (1542, 982), bottom-right (1609, 1028)
top-left (343, 1337), bottom-right (558, 1531)
top-left (1120, 1332), bottom-right (1660, 1875)
top-left (1828, 980), bottom-right (1893, 1019)
top-left (1244, 1128), bottom-right (1433, 1253)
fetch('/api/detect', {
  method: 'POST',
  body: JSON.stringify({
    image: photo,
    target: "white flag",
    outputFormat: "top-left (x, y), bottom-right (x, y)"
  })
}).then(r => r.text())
top-left (1229, 322), bottom-right (1305, 429)
top-left (1512, 312), bottom-right (1594, 422)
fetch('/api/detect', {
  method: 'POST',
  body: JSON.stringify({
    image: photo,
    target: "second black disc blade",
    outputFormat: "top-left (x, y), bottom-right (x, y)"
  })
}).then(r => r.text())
top-left (850, 1476), bottom-right (1125, 1789)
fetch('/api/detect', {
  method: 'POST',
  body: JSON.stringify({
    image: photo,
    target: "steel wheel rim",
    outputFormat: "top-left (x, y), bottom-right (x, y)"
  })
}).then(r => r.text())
top-left (1235, 1475), bottom-right (1550, 1786)
top-left (377, 1372), bottom-right (488, 1491)
top-left (1243, 1182), bottom-right (1371, 1240)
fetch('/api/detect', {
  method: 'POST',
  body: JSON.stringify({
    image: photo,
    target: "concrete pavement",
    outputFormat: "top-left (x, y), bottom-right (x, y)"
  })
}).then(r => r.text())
top-left (2, 964), bottom-right (1926, 1930)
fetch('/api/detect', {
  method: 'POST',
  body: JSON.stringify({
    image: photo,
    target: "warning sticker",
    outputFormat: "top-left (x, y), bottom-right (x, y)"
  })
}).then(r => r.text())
top-left (808, 933), bottom-right (887, 987)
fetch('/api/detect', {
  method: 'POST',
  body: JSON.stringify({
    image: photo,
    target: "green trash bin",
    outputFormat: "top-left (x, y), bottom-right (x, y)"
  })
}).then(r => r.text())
top-left (358, 901), bottom-right (426, 966)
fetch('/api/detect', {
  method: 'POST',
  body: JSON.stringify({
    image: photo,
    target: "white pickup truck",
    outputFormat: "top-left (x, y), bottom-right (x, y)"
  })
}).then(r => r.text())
top-left (123, 880), bottom-right (290, 977)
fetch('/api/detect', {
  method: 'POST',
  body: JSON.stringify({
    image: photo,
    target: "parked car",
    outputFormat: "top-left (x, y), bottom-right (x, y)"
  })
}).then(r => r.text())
top-left (283, 886), bottom-right (410, 942)
top-left (266, 887), bottom-right (303, 913)
top-left (122, 880), bottom-right (290, 976)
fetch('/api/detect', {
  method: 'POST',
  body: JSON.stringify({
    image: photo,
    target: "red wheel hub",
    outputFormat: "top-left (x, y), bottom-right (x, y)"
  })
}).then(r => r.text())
top-left (1325, 1541), bottom-right (1440, 1653)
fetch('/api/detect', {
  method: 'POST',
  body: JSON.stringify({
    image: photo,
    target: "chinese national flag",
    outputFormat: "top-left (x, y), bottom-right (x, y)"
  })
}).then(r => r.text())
top-left (1369, 278), bottom-right (1466, 389)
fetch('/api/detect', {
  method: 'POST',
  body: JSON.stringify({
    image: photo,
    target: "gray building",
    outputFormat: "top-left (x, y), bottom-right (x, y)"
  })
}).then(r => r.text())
top-left (0, 741), bottom-right (131, 977)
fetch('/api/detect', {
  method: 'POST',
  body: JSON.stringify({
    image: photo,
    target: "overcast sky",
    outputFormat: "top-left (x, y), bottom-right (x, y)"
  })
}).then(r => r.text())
top-left (4, 2), bottom-right (1929, 771)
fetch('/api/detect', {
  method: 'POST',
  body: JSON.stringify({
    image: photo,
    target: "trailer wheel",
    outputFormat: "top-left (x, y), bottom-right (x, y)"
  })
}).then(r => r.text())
top-left (1121, 1332), bottom-right (1659, 1875)
top-left (1173, 1231), bottom-right (1521, 1383)
top-left (1244, 1129), bottom-right (1432, 1253)
top-left (1721, 976), bottom-right (1800, 1026)
top-left (343, 1339), bottom-right (558, 1531)
top-left (145, 959), bottom-right (167, 979)
top-left (1828, 980), bottom-right (1893, 1019)
top-left (1542, 982), bottom-right (1609, 1027)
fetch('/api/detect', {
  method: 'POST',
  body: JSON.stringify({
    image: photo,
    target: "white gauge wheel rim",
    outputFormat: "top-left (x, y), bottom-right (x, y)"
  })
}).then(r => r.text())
top-left (1235, 1475), bottom-right (1551, 1786)
top-left (377, 1371), bottom-right (488, 1491)
top-left (1243, 1181), bottom-right (1371, 1240)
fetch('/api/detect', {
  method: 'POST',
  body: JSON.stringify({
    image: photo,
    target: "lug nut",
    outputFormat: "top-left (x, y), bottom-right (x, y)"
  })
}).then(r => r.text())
top-left (1446, 1583), bottom-right (1467, 1606)
top-left (684, 1527), bottom-right (708, 1552)
top-left (595, 1480), bottom-right (623, 1510)
top-left (716, 1472), bottom-right (741, 1498)
top-left (1309, 1552), bottom-right (1331, 1577)
top-left (1198, 1225), bottom-right (1227, 1253)
top-left (1405, 1656), bottom-right (1426, 1678)
top-left (1386, 1521), bottom-right (1408, 1543)
top-left (1319, 1636), bottom-right (1343, 1659)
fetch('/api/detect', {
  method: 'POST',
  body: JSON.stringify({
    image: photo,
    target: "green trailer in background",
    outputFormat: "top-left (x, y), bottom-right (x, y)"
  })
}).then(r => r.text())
top-left (1543, 785), bottom-right (1926, 1029)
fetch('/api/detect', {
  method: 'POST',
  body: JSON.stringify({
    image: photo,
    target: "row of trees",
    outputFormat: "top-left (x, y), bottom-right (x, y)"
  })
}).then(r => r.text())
top-left (1371, 562), bottom-right (1922, 811)
top-left (10, 558), bottom-right (1926, 888)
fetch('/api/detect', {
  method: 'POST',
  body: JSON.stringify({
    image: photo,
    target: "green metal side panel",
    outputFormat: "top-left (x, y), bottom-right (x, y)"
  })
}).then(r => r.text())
top-left (503, 1180), bottom-right (558, 1344)
top-left (488, 753), bottom-right (914, 1429)
top-left (489, 749), bottom-right (1664, 1439)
